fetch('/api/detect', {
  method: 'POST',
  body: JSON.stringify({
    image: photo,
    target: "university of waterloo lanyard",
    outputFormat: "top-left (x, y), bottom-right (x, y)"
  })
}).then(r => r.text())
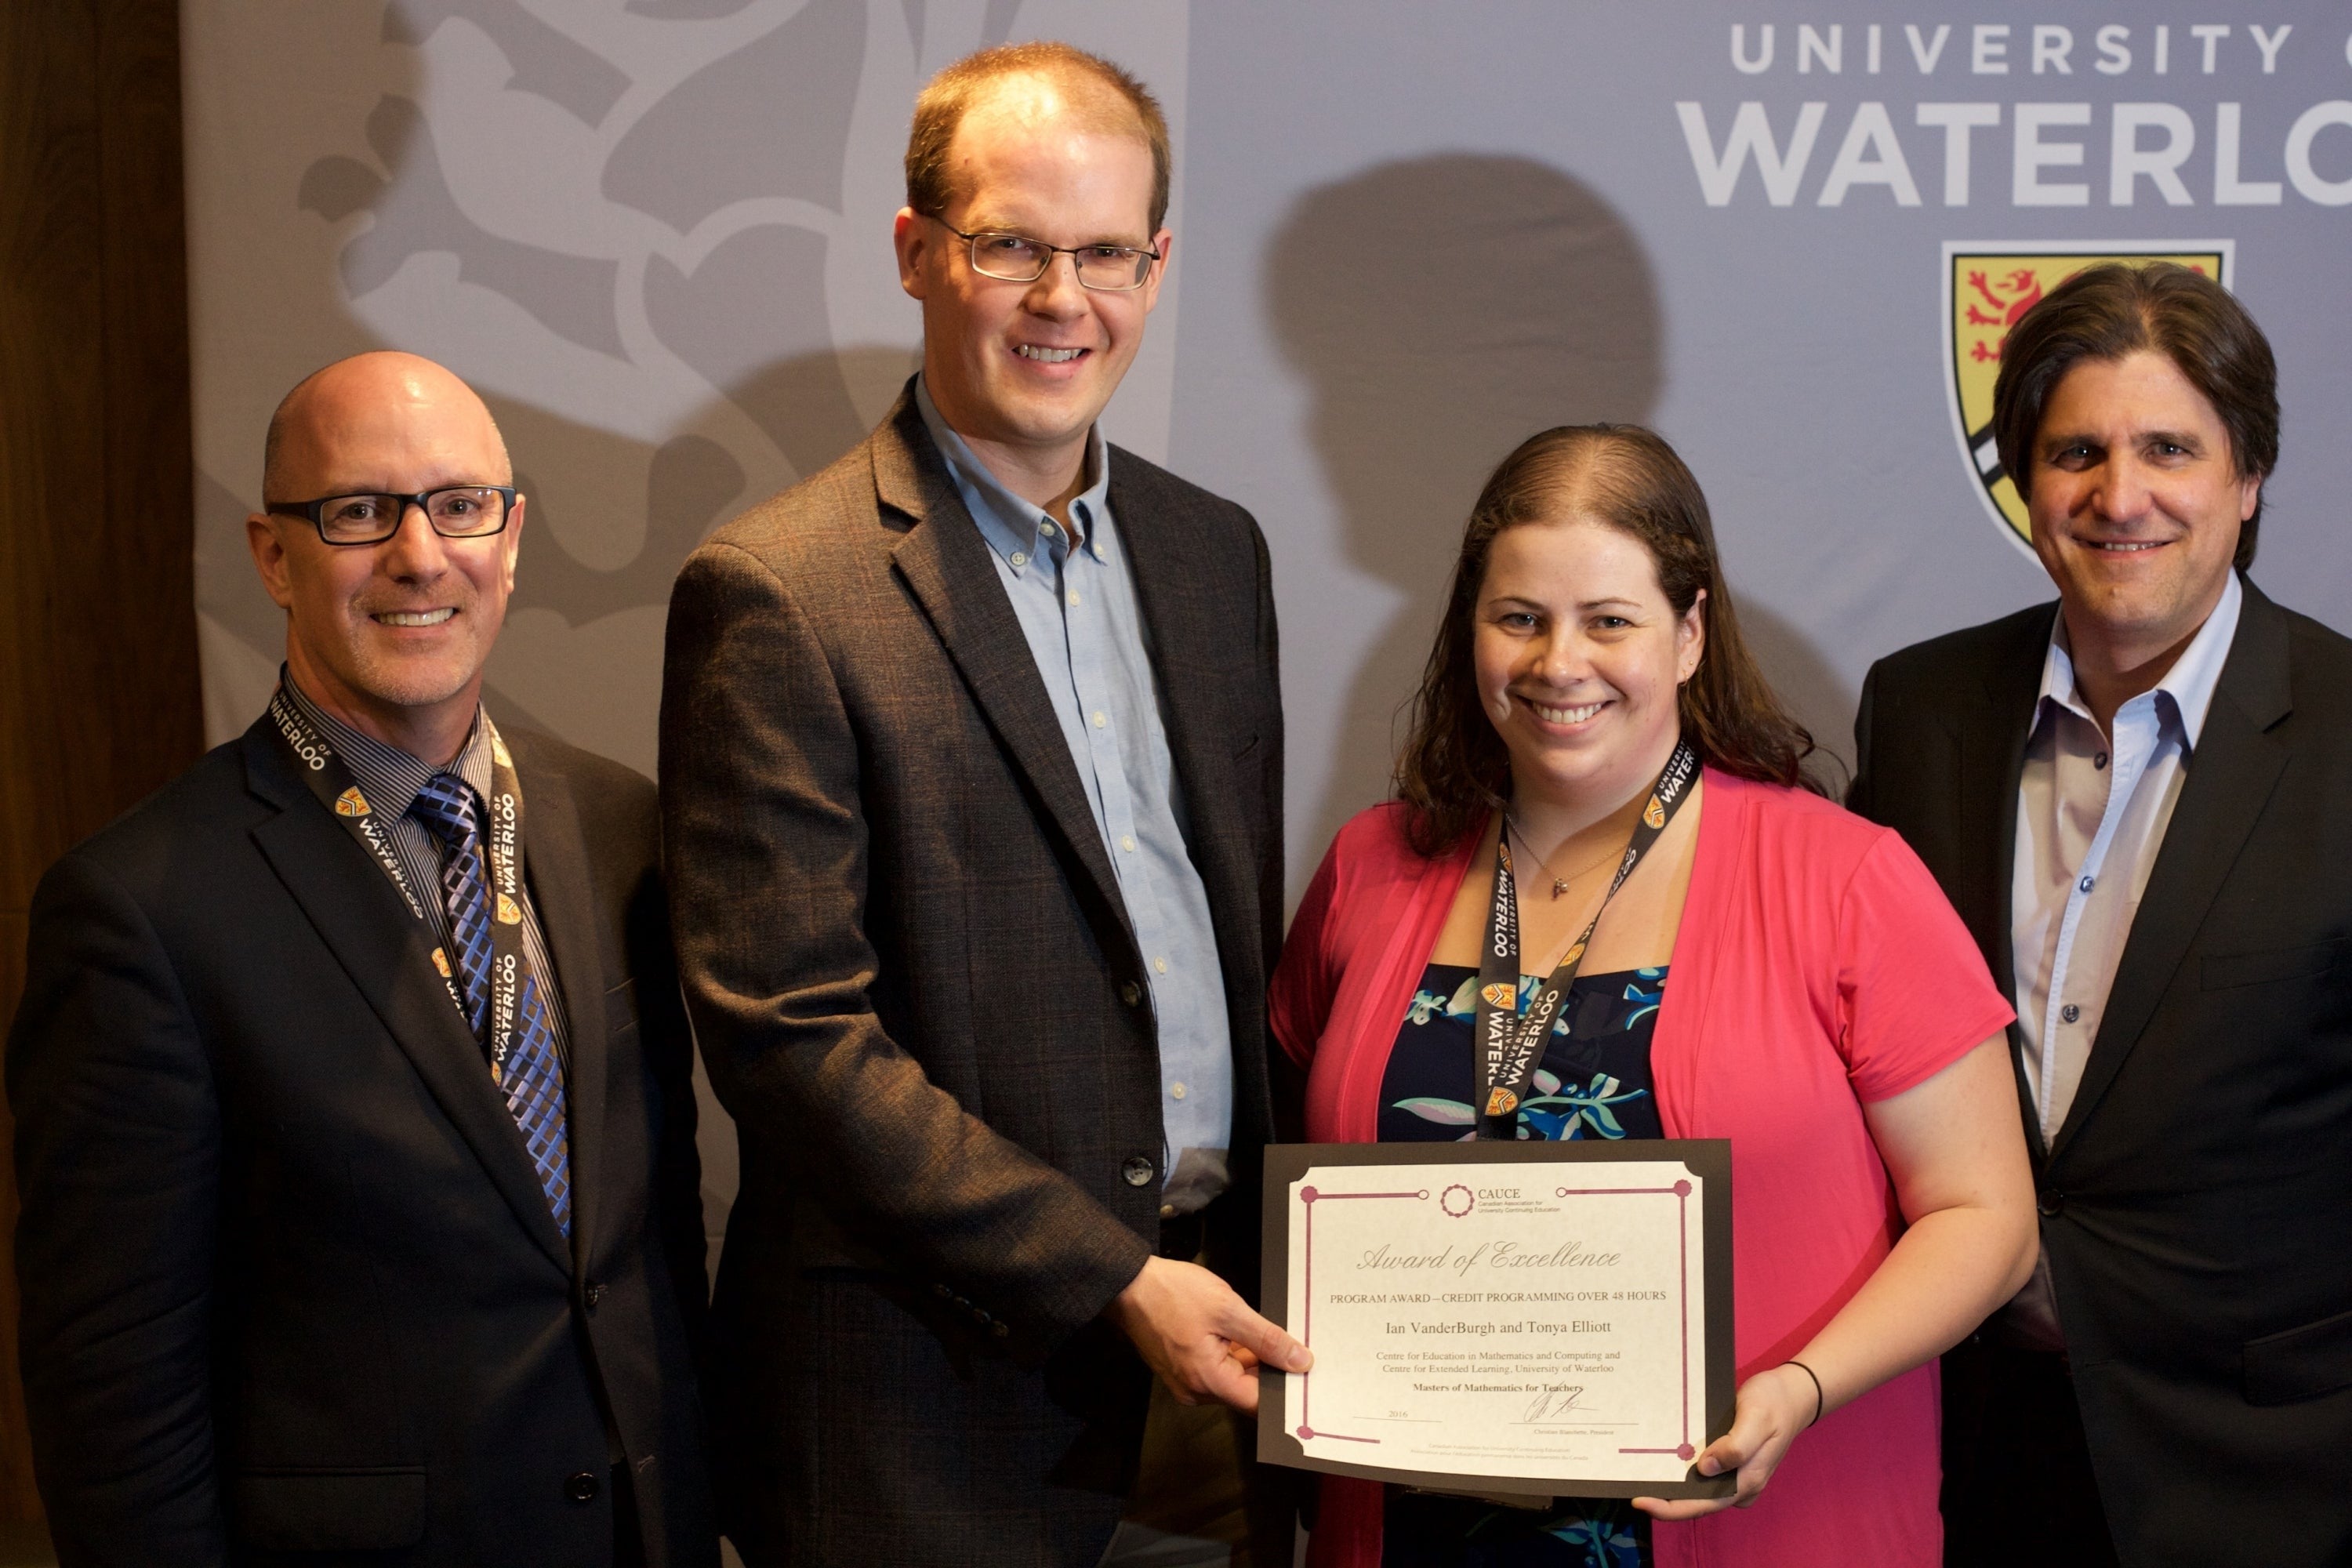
top-left (1474, 738), bottom-right (1700, 1138)
top-left (267, 686), bottom-right (535, 1083)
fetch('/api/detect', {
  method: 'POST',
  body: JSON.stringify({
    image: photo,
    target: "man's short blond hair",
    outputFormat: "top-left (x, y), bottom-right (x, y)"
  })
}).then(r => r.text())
top-left (905, 42), bottom-right (1171, 232)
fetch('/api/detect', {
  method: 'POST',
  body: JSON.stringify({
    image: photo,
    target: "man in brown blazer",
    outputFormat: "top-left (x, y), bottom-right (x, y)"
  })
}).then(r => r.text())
top-left (659, 43), bottom-right (1306, 1566)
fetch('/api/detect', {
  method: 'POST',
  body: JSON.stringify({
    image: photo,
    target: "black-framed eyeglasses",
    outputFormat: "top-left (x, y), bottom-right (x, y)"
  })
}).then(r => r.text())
top-left (264, 486), bottom-right (518, 547)
top-left (929, 218), bottom-right (1160, 291)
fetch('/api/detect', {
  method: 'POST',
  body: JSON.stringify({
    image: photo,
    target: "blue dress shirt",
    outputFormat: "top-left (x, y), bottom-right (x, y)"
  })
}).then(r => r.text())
top-left (915, 379), bottom-right (1233, 1214)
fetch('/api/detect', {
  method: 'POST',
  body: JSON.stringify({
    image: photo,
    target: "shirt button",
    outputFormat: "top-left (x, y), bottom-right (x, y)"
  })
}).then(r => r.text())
top-left (1067, 590), bottom-right (1081, 608)
top-left (1093, 711), bottom-right (1108, 729)
top-left (1120, 982), bottom-right (1143, 1007)
top-left (1153, 956), bottom-right (1168, 974)
top-left (1010, 550), bottom-right (1027, 568)
top-left (1122, 1156), bottom-right (1155, 1187)
top-left (1041, 521), bottom-right (1058, 535)
top-left (2079, 875), bottom-right (2096, 894)
top-left (2093, 751), bottom-right (2109, 770)
top-left (564, 1471), bottom-right (601, 1503)
top-left (1171, 1080), bottom-right (1187, 1099)
top-left (1160, 1203), bottom-right (1178, 1219)
top-left (1120, 834), bottom-right (1136, 851)
top-left (2060, 1004), bottom-right (2082, 1024)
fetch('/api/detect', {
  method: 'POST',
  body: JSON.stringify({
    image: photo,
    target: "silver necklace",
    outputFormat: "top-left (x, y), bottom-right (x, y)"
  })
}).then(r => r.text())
top-left (1504, 817), bottom-right (1621, 901)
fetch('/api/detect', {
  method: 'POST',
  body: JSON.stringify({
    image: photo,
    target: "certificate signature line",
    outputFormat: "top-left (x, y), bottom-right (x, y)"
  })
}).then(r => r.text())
top-left (1528, 1421), bottom-right (1635, 1429)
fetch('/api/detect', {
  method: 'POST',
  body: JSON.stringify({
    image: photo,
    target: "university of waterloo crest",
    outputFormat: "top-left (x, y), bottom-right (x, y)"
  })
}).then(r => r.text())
top-left (1944, 241), bottom-right (2232, 554)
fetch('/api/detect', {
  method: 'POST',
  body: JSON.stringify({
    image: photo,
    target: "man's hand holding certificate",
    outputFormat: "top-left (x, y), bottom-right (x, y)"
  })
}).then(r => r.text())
top-left (1259, 1142), bottom-right (1735, 1501)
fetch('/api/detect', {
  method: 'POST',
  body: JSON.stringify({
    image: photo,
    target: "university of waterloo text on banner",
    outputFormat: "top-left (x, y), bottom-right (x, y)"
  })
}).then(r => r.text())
top-left (1673, 18), bottom-right (2343, 557)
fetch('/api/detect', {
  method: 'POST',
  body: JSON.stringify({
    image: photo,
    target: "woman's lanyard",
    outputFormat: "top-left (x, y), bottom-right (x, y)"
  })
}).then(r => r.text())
top-left (265, 684), bottom-right (535, 1081)
top-left (1474, 739), bottom-right (1700, 1139)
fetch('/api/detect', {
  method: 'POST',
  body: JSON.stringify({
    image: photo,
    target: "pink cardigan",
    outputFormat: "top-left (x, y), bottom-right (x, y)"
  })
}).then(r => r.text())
top-left (1269, 771), bottom-right (2016, 1568)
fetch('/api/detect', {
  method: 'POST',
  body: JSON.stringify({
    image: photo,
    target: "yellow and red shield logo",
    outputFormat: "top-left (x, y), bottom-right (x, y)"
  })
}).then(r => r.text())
top-left (1642, 795), bottom-right (1666, 830)
top-left (1944, 241), bottom-right (2231, 554)
top-left (1481, 982), bottom-right (1517, 1010)
top-left (1484, 1087), bottom-right (1519, 1118)
top-left (430, 947), bottom-right (452, 978)
top-left (495, 892), bottom-right (523, 925)
top-left (333, 786), bottom-right (371, 818)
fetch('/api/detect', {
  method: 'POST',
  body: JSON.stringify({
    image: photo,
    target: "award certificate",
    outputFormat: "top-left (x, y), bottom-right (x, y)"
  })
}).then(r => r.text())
top-left (1258, 1141), bottom-right (1734, 1500)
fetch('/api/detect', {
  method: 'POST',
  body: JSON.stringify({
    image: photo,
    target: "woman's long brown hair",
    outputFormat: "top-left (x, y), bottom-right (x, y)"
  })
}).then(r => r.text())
top-left (1394, 425), bottom-right (1819, 857)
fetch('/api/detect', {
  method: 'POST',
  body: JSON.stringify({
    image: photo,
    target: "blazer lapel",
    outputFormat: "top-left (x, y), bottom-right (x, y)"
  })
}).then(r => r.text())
top-left (243, 728), bottom-right (574, 1276)
top-left (874, 392), bottom-right (1138, 954)
top-left (521, 761), bottom-right (607, 1271)
top-left (2049, 582), bottom-right (2292, 1162)
top-left (1109, 457), bottom-right (1264, 1007)
top-left (1958, 604), bottom-right (2058, 1158)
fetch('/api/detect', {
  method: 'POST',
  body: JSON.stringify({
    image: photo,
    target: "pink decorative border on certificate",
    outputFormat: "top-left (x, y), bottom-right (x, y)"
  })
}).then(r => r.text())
top-left (1292, 1177), bottom-right (1698, 1461)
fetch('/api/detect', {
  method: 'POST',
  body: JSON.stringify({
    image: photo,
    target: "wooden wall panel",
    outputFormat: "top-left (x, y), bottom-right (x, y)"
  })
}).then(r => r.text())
top-left (0, 0), bottom-right (204, 1529)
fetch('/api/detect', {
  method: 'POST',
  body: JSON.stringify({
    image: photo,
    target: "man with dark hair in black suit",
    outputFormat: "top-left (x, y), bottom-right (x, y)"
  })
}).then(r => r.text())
top-left (1851, 263), bottom-right (2352, 1568)
top-left (10, 351), bottom-right (717, 1567)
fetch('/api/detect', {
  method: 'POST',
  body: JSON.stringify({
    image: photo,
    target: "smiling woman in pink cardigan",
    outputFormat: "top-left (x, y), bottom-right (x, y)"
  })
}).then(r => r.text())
top-left (1269, 426), bottom-right (2037, 1568)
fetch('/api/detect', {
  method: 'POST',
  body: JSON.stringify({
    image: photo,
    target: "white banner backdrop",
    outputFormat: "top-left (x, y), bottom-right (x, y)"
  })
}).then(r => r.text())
top-left (188, 2), bottom-right (2352, 898)
top-left (185, 0), bottom-right (2352, 1307)
top-left (186, 0), bottom-right (1189, 772)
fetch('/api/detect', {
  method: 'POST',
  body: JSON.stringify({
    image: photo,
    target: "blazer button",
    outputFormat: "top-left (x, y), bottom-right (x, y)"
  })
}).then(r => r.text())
top-left (583, 1283), bottom-right (603, 1312)
top-left (1122, 1156), bottom-right (1155, 1188)
top-left (991, 1321), bottom-right (1011, 1339)
top-left (564, 1471), bottom-right (601, 1503)
top-left (2037, 1189), bottom-right (2065, 1218)
top-left (1120, 982), bottom-right (1143, 1007)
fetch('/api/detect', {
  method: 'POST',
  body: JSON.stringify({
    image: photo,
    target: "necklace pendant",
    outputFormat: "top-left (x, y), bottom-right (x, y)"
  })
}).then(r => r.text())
top-left (1552, 878), bottom-right (1569, 899)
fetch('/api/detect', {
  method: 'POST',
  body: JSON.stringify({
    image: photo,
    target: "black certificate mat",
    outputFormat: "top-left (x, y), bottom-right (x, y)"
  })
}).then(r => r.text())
top-left (1258, 1139), bottom-right (1734, 1501)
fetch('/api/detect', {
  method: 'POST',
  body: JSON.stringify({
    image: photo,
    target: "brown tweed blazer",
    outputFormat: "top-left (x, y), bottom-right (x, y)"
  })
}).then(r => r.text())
top-left (659, 384), bottom-right (1283, 1566)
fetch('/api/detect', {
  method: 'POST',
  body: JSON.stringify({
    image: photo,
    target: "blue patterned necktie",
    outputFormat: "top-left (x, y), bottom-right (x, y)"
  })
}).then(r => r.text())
top-left (409, 772), bottom-right (573, 1236)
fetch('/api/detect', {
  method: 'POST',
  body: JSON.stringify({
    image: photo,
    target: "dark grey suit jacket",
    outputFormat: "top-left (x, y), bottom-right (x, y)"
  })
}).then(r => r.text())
top-left (1849, 578), bottom-right (2352, 1567)
top-left (9, 718), bottom-right (717, 1568)
top-left (660, 386), bottom-right (1284, 1566)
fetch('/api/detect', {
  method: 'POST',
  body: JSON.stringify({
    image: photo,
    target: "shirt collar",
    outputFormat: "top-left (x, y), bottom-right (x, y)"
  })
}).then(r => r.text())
top-left (281, 666), bottom-right (493, 818)
top-left (2034, 570), bottom-right (2243, 750)
top-left (913, 373), bottom-right (1111, 575)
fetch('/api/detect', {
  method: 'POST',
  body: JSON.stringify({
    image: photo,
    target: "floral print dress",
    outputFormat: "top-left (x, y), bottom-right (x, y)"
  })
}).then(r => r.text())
top-left (1374, 962), bottom-right (1669, 1568)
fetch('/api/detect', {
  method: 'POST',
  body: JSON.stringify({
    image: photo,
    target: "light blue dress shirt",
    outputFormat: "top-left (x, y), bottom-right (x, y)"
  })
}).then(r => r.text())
top-left (2012, 569), bottom-right (2241, 1140)
top-left (915, 378), bottom-right (1233, 1213)
top-left (1998, 572), bottom-right (2241, 1349)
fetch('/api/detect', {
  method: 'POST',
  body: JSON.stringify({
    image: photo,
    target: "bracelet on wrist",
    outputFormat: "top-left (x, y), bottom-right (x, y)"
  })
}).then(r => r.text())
top-left (1783, 1359), bottom-right (1824, 1428)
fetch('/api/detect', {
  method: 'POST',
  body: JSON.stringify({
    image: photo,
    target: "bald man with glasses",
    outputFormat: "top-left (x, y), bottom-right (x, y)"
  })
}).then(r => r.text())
top-left (10, 351), bottom-right (717, 1567)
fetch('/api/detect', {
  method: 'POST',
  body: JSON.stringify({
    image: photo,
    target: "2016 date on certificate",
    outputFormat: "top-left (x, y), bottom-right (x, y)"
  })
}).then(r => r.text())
top-left (1258, 1141), bottom-right (1735, 1501)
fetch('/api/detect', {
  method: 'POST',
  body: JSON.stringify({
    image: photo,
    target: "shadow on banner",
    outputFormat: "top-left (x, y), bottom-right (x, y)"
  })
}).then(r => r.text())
top-left (1267, 154), bottom-right (1664, 852)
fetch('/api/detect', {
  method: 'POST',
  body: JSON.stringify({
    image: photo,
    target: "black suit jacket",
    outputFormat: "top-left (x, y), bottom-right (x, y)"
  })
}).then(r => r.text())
top-left (9, 718), bottom-right (717, 1568)
top-left (659, 387), bottom-right (1284, 1566)
top-left (1850, 578), bottom-right (2352, 1567)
